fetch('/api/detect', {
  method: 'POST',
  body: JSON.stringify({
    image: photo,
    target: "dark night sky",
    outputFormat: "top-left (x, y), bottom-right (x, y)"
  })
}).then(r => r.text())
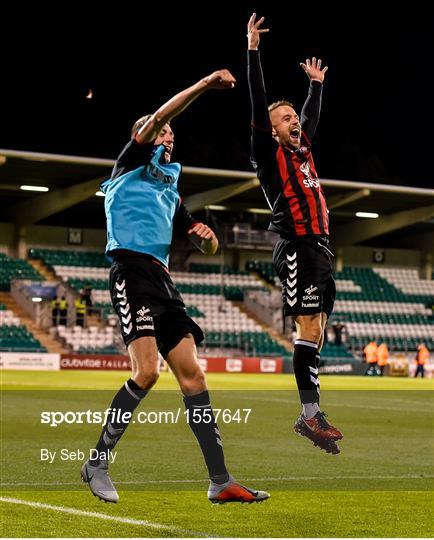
top-left (2, 3), bottom-right (433, 188)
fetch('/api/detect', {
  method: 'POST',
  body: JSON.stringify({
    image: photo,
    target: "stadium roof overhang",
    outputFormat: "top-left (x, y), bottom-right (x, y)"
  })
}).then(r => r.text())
top-left (0, 148), bottom-right (433, 252)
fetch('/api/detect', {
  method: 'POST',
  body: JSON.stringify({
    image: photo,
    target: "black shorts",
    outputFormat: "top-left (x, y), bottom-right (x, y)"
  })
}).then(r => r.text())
top-left (273, 236), bottom-right (336, 318)
top-left (109, 253), bottom-right (204, 358)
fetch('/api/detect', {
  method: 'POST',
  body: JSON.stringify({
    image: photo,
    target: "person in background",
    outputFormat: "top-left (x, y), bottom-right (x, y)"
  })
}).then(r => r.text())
top-left (58, 296), bottom-right (68, 326)
top-left (414, 343), bottom-right (429, 378)
top-left (51, 296), bottom-right (60, 326)
top-left (377, 342), bottom-right (389, 376)
top-left (363, 340), bottom-right (378, 375)
top-left (332, 320), bottom-right (345, 346)
top-left (81, 284), bottom-right (93, 315)
top-left (75, 295), bottom-right (87, 327)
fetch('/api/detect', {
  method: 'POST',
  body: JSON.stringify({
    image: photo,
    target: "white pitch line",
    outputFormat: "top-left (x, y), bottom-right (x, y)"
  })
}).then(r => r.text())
top-left (0, 497), bottom-right (214, 537)
top-left (1, 474), bottom-right (432, 487)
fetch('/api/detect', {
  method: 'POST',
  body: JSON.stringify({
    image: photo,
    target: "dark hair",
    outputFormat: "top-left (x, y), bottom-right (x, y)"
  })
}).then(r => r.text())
top-left (268, 100), bottom-right (295, 113)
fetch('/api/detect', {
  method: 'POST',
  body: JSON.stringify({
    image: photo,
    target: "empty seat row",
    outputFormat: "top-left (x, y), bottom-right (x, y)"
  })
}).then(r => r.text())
top-left (54, 266), bottom-right (109, 280)
top-left (189, 263), bottom-right (248, 275)
top-left (345, 322), bottom-right (432, 340)
top-left (0, 324), bottom-right (46, 352)
top-left (0, 254), bottom-right (43, 291)
top-left (334, 300), bottom-right (431, 315)
top-left (29, 248), bottom-right (110, 268)
top-left (374, 267), bottom-right (434, 296)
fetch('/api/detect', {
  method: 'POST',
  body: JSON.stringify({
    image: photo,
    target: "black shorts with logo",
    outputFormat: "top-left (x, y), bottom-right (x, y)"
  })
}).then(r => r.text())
top-left (273, 236), bottom-right (336, 318)
top-left (109, 252), bottom-right (204, 358)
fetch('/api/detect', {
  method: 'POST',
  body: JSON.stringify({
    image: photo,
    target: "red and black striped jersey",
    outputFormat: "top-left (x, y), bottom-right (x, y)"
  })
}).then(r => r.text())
top-left (248, 50), bottom-right (329, 239)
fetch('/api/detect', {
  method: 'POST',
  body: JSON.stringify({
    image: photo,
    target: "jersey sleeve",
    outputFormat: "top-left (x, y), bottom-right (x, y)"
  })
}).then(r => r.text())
top-left (174, 201), bottom-right (197, 233)
top-left (300, 80), bottom-right (323, 143)
top-left (111, 139), bottom-right (155, 181)
top-left (247, 50), bottom-right (276, 170)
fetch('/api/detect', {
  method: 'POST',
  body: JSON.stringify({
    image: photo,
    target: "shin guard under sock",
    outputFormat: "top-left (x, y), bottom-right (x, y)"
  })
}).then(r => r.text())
top-left (184, 390), bottom-right (228, 481)
top-left (90, 378), bottom-right (148, 464)
top-left (293, 339), bottom-right (320, 406)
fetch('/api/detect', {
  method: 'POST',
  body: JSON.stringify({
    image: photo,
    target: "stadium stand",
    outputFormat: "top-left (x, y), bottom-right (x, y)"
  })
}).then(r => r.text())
top-left (247, 260), bottom-right (433, 354)
top-left (181, 293), bottom-right (287, 356)
top-left (373, 267), bottom-right (434, 297)
top-left (0, 307), bottom-right (47, 352)
top-left (53, 325), bottom-right (120, 354)
top-left (0, 253), bottom-right (43, 291)
top-left (29, 248), bottom-right (109, 269)
top-left (245, 260), bottom-right (277, 285)
top-left (30, 250), bottom-right (287, 356)
top-left (2, 247), bottom-right (429, 359)
top-left (333, 267), bottom-right (432, 352)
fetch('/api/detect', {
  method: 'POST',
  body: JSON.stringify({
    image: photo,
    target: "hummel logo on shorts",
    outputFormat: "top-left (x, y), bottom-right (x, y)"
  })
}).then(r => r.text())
top-left (304, 284), bottom-right (318, 295)
top-left (137, 306), bottom-right (151, 318)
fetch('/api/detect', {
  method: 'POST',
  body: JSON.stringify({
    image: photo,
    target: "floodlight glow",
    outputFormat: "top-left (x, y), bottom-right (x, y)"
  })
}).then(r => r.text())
top-left (32, 297), bottom-right (43, 302)
top-left (247, 208), bottom-right (272, 214)
top-left (355, 212), bottom-right (379, 218)
top-left (95, 191), bottom-right (105, 197)
top-left (20, 185), bottom-right (49, 192)
top-left (206, 205), bottom-right (228, 211)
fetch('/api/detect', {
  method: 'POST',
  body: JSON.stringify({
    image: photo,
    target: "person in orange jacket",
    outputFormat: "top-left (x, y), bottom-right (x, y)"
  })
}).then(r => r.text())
top-left (377, 342), bottom-right (389, 376)
top-left (364, 341), bottom-right (378, 375)
top-left (415, 343), bottom-right (429, 378)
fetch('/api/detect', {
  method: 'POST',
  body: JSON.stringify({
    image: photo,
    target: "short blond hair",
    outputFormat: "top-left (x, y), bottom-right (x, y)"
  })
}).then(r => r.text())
top-left (268, 100), bottom-right (294, 113)
top-left (131, 114), bottom-right (172, 137)
top-left (131, 114), bottom-right (152, 137)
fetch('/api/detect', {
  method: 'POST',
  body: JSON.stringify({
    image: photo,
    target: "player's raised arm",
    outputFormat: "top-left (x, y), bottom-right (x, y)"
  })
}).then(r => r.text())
top-left (247, 13), bottom-right (271, 131)
top-left (300, 57), bottom-right (328, 83)
top-left (135, 70), bottom-right (236, 145)
top-left (300, 57), bottom-right (328, 142)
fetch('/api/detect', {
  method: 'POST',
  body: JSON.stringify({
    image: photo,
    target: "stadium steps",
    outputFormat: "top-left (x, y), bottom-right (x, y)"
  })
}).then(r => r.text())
top-left (84, 313), bottom-right (103, 329)
top-left (249, 271), bottom-right (275, 290)
top-left (27, 258), bottom-right (57, 281)
top-left (246, 260), bottom-right (277, 285)
top-left (233, 301), bottom-right (293, 353)
top-left (0, 292), bottom-right (67, 354)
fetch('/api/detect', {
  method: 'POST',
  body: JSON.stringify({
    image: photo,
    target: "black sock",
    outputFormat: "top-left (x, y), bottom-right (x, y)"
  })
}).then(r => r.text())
top-left (293, 339), bottom-right (320, 405)
top-left (315, 351), bottom-right (321, 404)
top-left (90, 378), bottom-right (148, 465)
top-left (184, 390), bottom-right (228, 482)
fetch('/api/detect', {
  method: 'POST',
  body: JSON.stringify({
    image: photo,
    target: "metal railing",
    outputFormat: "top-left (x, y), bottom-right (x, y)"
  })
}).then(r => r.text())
top-left (244, 289), bottom-right (283, 331)
top-left (225, 224), bottom-right (278, 249)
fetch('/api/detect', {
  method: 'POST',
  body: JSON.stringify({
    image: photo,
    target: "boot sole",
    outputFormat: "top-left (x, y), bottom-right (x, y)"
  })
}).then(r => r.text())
top-left (294, 426), bottom-right (341, 454)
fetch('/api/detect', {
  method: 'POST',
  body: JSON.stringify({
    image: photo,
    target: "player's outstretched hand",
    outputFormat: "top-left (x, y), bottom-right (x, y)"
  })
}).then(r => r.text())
top-left (247, 13), bottom-right (269, 50)
top-left (300, 57), bottom-right (328, 83)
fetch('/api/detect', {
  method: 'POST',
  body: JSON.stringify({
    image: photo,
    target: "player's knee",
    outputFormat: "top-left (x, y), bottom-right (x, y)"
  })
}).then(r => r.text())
top-left (133, 367), bottom-right (159, 389)
top-left (297, 317), bottom-right (322, 344)
top-left (304, 328), bottom-right (322, 344)
top-left (180, 368), bottom-right (206, 395)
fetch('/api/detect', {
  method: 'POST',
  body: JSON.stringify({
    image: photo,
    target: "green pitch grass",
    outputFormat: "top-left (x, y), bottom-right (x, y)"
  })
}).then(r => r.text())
top-left (1, 371), bottom-right (433, 537)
